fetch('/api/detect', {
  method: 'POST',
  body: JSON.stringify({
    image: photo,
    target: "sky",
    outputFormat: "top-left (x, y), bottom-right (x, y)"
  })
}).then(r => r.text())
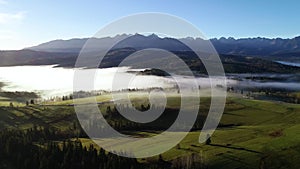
top-left (0, 0), bottom-right (299, 50)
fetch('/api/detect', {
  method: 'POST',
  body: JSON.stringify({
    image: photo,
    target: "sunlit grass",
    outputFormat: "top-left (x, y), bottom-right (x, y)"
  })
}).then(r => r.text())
top-left (1, 93), bottom-right (300, 168)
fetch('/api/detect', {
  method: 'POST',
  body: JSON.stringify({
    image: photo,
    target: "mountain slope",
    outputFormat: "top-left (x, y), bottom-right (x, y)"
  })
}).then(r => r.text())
top-left (28, 34), bottom-right (191, 53)
top-left (1, 48), bottom-right (299, 74)
top-left (2, 35), bottom-right (300, 74)
top-left (209, 36), bottom-right (300, 56)
top-left (0, 50), bottom-right (77, 67)
top-left (28, 34), bottom-right (300, 57)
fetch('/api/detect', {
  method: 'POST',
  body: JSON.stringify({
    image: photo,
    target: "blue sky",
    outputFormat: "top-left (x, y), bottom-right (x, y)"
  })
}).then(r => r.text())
top-left (0, 0), bottom-right (299, 50)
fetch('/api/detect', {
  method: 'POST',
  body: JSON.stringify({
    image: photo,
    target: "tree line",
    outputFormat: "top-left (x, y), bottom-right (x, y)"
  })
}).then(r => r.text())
top-left (0, 127), bottom-right (140, 169)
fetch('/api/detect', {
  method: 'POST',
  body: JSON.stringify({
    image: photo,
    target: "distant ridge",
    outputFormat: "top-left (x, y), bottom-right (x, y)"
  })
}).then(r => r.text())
top-left (28, 34), bottom-right (190, 53)
top-left (27, 34), bottom-right (300, 57)
top-left (2, 34), bottom-right (300, 73)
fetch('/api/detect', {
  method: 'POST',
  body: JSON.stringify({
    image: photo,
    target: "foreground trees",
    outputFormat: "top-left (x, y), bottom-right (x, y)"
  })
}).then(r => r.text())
top-left (0, 128), bottom-right (139, 169)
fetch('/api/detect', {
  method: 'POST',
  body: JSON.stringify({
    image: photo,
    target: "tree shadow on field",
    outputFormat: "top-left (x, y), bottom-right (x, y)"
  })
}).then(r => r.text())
top-left (209, 143), bottom-right (261, 154)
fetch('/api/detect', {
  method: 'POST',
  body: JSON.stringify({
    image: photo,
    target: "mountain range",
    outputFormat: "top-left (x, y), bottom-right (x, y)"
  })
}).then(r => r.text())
top-left (27, 34), bottom-right (300, 57)
top-left (1, 34), bottom-right (300, 73)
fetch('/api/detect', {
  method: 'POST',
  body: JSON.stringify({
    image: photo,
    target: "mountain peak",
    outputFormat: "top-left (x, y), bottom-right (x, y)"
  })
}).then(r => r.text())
top-left (148, 33), bottom-right (159, 38)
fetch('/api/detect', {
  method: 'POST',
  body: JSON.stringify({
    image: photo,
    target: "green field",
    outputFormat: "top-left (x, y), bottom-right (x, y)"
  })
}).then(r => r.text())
top-left (0, 94), bottom-right (300, 168)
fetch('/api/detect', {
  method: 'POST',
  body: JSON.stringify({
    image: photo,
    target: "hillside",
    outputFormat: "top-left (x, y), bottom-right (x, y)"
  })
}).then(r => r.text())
top-left (0, 49), bottom-right (77, 67)
top-left (1, 94), bottom-right (300, 169)
top-left (1, 48), bottom-right (300, 74)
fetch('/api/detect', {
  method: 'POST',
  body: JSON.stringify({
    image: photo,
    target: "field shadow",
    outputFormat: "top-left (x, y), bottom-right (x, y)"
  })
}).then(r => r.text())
top-left (209, 143), bottom-right (261, 154)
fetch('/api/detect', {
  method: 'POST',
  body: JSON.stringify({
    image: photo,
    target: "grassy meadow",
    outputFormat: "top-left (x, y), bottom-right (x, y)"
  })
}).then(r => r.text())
top-left (0, 92), bottom-right (300, 168)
